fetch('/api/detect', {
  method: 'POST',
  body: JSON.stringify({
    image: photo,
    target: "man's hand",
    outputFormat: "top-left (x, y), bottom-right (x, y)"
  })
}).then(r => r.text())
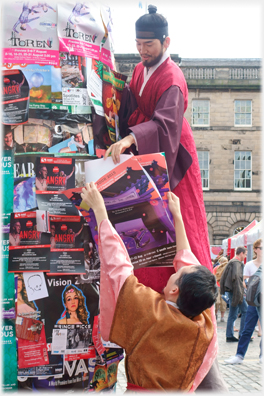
top-left (167, 192), bottom-right (182, 222)
top-left (104, 135), bottom-right (135, 164)
top-left (81, 182), bottom-right (108, 225)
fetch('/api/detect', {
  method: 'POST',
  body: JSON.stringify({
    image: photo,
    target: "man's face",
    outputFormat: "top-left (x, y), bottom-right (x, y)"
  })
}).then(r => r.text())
top-left (240, 250), bottom-right (248, 262)
top-left (74, 133), bottom-right (83, 144)
top-left (40, 167), bottom-right (48, 179)
top-left (4, 132), bottom-right (13, 147)
top-left (136, 38), bottom-right (165, 67)
top-left (14, 222), bottom-right (21, 234)
top-left (163, 265), bottom-right (197, 301)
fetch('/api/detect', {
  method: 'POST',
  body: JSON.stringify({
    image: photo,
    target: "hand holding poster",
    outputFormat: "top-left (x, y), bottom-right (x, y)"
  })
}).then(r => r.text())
top-left (83, 155), bottom-right (176, 269)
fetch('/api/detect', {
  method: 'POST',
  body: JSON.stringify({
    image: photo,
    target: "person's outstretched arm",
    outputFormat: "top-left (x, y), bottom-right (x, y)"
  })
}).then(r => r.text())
top-left (168, 192), bottom-right (200, 272)
top-left (81, 182), bottom-right (133, 341)
top-left (167, 191), bottom-right (190, 252)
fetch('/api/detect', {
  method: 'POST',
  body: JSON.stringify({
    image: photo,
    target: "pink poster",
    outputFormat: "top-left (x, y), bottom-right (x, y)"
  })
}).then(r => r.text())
top-left (2, 2), bottom-right (59, 66)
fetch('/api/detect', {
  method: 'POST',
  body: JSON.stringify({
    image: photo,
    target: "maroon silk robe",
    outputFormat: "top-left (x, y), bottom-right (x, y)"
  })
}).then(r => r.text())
top-left (119, 57), bottom-right (212, 293)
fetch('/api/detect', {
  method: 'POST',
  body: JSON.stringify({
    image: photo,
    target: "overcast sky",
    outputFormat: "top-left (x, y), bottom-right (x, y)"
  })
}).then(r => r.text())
top-left (111, 0), bottom-right (263, 59)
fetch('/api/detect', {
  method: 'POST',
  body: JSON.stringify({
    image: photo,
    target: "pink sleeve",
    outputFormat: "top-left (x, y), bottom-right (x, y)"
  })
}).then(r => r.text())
top-left (173, 249), bottom-right (218, 391)
top-left (173, 249), bottom-right (201, 272)
top-left (98, 219), bottom-right (133, 341)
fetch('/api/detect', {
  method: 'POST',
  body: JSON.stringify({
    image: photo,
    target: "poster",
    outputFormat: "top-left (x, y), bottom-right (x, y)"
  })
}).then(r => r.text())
top-left (83, 155), bottom-right (176, 269)
top-left (49, 215), bottom-right (85, 275)
top-left (8, 211), bottom-right (50, 272)
top-left (2, 69), bottom-right (30, 125)
top-left (35, 156), bottom-right (75, 192)
top-left (57, 2), bottom-right (105, 61)
top-left (2, 2), bottom-right (59, 66)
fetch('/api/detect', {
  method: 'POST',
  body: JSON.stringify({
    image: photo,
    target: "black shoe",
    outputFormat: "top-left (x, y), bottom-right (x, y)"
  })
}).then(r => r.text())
top-left (226, 336), bottom-right (239, 342)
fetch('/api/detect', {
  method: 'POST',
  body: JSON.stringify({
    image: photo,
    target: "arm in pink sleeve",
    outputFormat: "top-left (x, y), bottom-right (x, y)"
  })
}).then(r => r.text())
top-left (173, 249), bottom-right (201, 272)
top-left (98, 219), bottom-right (133, 341)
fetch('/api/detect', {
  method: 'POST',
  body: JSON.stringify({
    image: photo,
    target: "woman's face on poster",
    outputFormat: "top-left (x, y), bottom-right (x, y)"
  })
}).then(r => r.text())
top-left (65, 291), bottom-right (79, 312)
top-left (17, 277), bottom-right (23, 293)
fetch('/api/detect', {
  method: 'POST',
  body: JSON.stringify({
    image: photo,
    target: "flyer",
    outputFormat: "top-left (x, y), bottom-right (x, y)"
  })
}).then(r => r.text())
top-left (17, 324), bottom-right (49, 369)
top-left (2, 69), bottom-right (30, 125)
top-left (16, 316), bottom-right (44, 342)
top-left (49, 122), bottom-right (93, 154)
top-left (87, 58), bottom-right (104, 117)
top-left (60, 52), bottom-right (91, 113)
top-left (49, 215), bottom-right (85, 275)
top-left (8, 211), bottom-right (50, 272)
top-left (99, 5), bottom-right (115, 69)
top-left (52, 323), bottom-right (92, 355)
top-left (17, 351), bottom-right (64, 378)
top-left (102, 65), bottom-right (127, 145)
top-left (4, 119), bottom-right (56, 154)
top-left (36, 191), bottom-right (80, 216)
top-left (35, 156), bottom-right (75, 192)
top-left (14, 152), bottom-right (38, 213)
top-left (57, 2), bottom-right (105, 61)
top-left (83, 156), bottom-right (176, 269)
top-left (2, 2), bottom-right (59, 66)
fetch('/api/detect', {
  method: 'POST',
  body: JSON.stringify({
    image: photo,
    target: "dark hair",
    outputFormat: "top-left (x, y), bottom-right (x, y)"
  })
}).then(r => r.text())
top-left (235, 246), bottom-right (247, 255)
top-left (175, 266), bottom-right (217, 317)
top-left (135, 5), bottom-right (168, 43)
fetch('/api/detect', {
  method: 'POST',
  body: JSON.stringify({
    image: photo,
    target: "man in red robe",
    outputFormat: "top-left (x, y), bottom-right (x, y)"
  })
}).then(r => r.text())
top-left (104, 5), bottom-right (211, 293)
top-left (103, 5), bottom-right (226, 390)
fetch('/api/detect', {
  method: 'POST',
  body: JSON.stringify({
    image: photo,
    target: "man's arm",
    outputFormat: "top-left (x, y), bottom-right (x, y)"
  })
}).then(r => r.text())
top-left (66, 166), bottom-right (75, 181)
top-left (104, 86), bottom-right (185, 179)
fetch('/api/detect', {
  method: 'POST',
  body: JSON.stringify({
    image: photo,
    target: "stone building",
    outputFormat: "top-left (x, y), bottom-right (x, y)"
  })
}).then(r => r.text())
top-left (115, 55), bottom-right (262, 245)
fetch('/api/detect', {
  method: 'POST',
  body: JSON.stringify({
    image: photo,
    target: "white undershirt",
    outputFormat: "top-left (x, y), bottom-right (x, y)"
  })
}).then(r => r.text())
top-left (139, 50), bottom-right (170, 97)
top-left (166, 300), bottom-right (179, 309)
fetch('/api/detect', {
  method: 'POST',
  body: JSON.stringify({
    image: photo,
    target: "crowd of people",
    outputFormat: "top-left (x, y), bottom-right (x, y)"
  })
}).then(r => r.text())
top-left (212, 241), bottom-right (262, 364)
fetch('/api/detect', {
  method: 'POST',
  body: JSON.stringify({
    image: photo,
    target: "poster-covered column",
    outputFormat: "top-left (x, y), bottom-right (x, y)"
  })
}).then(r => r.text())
top-left (1, 150), bottom-right (18, 391)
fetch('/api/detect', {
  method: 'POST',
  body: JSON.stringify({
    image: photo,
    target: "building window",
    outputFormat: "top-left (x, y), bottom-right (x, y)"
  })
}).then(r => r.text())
top-left (234, 100), bottom-right (252, 126)
top-left (234, 151), bottom-right (252, 190)
top-left (198, 151), bottom-right (209, 190)
top-left (192, 100), bottom-right (210, 126)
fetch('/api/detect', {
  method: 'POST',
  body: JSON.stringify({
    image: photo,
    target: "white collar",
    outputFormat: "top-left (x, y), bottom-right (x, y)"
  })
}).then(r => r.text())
top-left (166, 300), bottom-right (179, 309)
top-left (139, 50), bottom-right (170, 97)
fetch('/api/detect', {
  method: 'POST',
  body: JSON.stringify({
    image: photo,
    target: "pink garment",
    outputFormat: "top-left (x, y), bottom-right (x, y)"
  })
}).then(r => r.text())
top-left (98, 219), bottom-right (217, 390)
top-left (17, 303), bottom-right (35, 314)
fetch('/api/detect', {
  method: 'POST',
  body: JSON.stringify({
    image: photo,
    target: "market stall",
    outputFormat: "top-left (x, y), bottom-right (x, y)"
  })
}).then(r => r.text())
top-left (222, 219), bottom-right (261, 260)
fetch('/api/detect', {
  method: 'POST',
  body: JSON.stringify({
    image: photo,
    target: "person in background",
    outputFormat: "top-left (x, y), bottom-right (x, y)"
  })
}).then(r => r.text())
top-left (220, 246), bottom-right (248, 342)
top-left (214, 256), bottom-right (228, 322)
top-left (225, 239), bottom-right (262, 364)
